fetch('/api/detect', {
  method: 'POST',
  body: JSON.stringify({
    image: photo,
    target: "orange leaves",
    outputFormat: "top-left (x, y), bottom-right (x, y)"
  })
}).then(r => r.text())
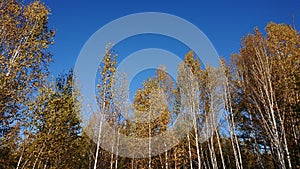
top-left (23, 0), bottom-right (49, 21)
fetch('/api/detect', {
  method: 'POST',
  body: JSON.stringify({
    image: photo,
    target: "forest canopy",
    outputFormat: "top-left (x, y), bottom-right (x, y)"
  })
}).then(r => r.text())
top-left (0, 0), bottom-right (299, 168)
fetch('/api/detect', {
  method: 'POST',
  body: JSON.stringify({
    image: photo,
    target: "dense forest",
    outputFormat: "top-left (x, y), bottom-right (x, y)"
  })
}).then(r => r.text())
top-left (0, 0), bottom-right (299, 168)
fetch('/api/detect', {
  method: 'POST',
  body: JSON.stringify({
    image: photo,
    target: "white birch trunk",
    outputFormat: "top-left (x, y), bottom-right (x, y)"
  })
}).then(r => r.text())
top-left (216, 131), bottom-right (225, 169)
top-left (94, 113), bottom-right (104, 169)
top-left (187, 134), bottom-right (193, 169)
top-left (115, 129), bottom-right (120, 169)
top-left (148, 115), bottom-right (151, 169)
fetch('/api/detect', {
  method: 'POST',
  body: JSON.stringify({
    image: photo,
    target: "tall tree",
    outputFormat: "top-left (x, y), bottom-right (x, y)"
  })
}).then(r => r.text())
top-left (93, 44), bottom-right (117, 169)
top-left (0, 0), bottom-right (54, 167)
top-left (233, 22), bottom-right (299, 169)
top-left (17, 71), bottom-right (88, 169)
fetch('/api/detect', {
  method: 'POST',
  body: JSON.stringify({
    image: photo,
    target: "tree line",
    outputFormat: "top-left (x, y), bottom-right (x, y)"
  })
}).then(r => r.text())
top-left (0, 0), bottom-right (299, 168)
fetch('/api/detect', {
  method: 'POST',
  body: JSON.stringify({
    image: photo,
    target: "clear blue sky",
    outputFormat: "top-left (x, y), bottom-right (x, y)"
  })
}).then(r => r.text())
top-left (37, 0), bottom-right (299, 139)
top-left (43, 0), bottom-right (299, 78)
top-left (41, 0), bottom-right (300, 124)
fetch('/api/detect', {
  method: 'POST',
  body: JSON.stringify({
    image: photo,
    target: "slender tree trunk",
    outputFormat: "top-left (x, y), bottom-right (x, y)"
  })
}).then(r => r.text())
top-left (276, 99), bottom-right (292, 169)
top-left (201, 144), bottom-right (207, 169)
top-left (205, 110), bottom-right (217, 169)
top-left (43, 158), bottom-right (48, 169)
top-left (148, 114), bottom-right (151, 169)
top-left (164, 143), bottom-right (168, 169)
top-left (16, 145), bottom-right (25, 169)
top-left (37, 159), bottom-right (42, 169)
top-left (159, 154), bottom-right (163, 168)
top-left (131, 158), bottom-right (134, 169)
top-left (6, 22), bottom-right (36, 76)
top-left (32, 147), bottom-right (43, 169)
top-left (191, 99), bottom-right (201, 169)
top-left (187, 134), bottom-right (193, 169)
top-left (32, 135), bottom-right (48, 169)
top-left (249, 113), bottom-right (264, 168)
top-left (223, 68), bottom-right (243, 169)
top-left (255, 46), bottom-right (287, 169)
top-left (174, 151), bottom-right (177, 169)
top-left (178, 62), bottom-right (201, 169)
top-left (216, 131), bottom-right (225, 169)
top-left (115, 129), bottom-right (120, 169)
top-left (94, 114), bottom-right (104, 169)
top-left (205, 150), bottom-right (211, 169)
top-left (209, 135), bottom-right (218, 169)
top-left (110, 129), bottom-right (115, 169)
top-left (21, 159), bottom-right (29, 169)
top-left (110, 154), bottom-right (114, 169)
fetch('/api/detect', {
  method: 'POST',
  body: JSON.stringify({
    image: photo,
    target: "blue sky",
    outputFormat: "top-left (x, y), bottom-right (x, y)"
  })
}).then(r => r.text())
top-left (40, 0), bottom-right (300, 126)
top-left (43, 0), bottom-right (300, 94)
top-left (44, 0), bottom-right (300, 77)
top-left (35, 0), bottom-right (299, 141)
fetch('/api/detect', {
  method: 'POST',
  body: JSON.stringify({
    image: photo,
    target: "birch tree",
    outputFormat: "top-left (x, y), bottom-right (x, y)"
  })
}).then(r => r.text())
top-left (177, 61), bottom-right (201, 169)
top-left (93, 44), bottom-right (117, 169)
top-left (233, 23), bottom-right (300, 168)
top-left (0, 0), bottom-right (54, 167)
